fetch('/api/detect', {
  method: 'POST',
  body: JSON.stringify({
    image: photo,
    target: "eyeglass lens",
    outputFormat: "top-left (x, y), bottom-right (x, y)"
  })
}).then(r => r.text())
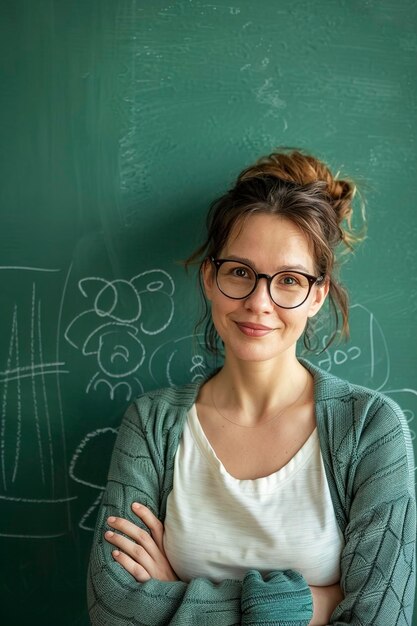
top-left (216, 260), bottom-right (312, 308)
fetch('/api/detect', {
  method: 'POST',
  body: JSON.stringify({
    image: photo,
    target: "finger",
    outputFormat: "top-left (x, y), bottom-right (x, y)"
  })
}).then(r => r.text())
top-left (112, 549), bottom-right (151, 583)
top-left (107, 516), bottom-right (160, 559)
top-left (132, 503), bottom-right (164, 550)
top-left (105, 530), bottom-right (155, 572)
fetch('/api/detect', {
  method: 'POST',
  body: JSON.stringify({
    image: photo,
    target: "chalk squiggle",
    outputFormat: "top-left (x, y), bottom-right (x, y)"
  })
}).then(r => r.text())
top-left (65, 269), bottom-right (175, 400)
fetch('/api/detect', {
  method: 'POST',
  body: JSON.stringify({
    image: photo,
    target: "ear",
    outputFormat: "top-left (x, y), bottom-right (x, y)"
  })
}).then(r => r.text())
top-left (307, 277), bottom-right (329, 318)
top-left (201, 258), bottom-right (215, 301)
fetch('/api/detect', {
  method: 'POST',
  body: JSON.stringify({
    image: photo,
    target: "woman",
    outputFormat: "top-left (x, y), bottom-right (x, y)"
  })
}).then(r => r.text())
top-left (87, 149), bottom-right (416, 625)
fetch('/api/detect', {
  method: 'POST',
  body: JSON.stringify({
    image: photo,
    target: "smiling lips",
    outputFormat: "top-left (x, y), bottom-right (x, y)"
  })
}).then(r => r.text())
top-left (235, 322), bottom-right (275, 337)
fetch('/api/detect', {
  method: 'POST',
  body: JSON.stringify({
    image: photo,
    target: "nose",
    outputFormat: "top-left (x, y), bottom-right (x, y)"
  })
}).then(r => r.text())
top-left (244, 276), bottom-right (275, 313)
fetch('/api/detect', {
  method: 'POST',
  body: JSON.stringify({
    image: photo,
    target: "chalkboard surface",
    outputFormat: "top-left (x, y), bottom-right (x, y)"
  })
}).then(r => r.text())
top-left (1, 1), bottom-right (416, 624)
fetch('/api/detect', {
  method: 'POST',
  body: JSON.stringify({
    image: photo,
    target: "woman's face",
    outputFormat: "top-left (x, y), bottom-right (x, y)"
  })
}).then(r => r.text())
top-left (202, 213), bottom-right (329, 365)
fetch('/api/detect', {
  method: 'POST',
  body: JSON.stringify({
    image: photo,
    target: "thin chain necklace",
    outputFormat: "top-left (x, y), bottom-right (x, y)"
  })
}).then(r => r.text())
top-left (210, 376), bottom-right (309, 429)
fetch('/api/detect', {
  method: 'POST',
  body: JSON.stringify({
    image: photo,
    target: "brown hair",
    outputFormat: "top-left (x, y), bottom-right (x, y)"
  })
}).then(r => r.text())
top-left (186, 147), bottom-right (365, 354)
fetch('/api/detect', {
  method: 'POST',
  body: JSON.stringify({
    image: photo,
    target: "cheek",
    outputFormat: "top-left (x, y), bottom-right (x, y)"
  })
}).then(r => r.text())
top-left (209, 304), bottom-right (226, 341)
top-left (210, 294), bottom-right (239, 328)
top-left (280, 306), bottom-right (311, 329)
top-left (211, 294), bottom-right (232, 317)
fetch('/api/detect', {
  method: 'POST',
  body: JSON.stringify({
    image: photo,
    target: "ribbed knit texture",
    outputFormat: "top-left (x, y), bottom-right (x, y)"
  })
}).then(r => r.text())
top-left (87, 359), bottom-right (416, 625)
top-left (241, 570), bottom-right (313, 624)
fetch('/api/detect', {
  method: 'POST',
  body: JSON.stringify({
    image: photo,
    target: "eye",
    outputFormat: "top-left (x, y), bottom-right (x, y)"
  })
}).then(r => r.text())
top-left (276, 273), bottom-right (305, 289)
top-left (281, 275), bottom-right (298, 285)
top-left (218, 261), bottom-right (255, 283)
top-left (232, 266), bottom-right (250, 278)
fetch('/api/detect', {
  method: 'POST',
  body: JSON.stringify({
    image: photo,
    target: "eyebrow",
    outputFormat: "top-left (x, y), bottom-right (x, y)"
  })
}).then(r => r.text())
top-left (222, 255), bottom-right (313, 274)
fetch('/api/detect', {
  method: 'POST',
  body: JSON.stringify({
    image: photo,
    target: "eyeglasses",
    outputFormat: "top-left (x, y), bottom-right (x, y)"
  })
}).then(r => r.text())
top-left (211, 257), bottom-right (324, 309)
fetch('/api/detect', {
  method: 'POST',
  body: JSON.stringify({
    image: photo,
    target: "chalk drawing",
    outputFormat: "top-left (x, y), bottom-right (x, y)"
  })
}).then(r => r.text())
top-left (1, 305), bottom-right (19, 490)
top-left (65, 270), bottom-right (175, 399)
top-left (317, 303), bottom-right (390, 391)
top-left (69, 427), bottom-right (118, 531)
top-left (31, 283), bottom-right (45, 485)
top-left (37, 297), bottom-right (55, 492)
top-left (0, 266), bottom-right (60, 272)
top-left (314, 303), bottom-right (416, 446)
top-left (0, 363), bottom-right (68, 384)
top-left (149, 334), bottom-right (210, 388)
top-left (55, 262), bottom-right (74, 531)
top-left (0, 287), bottom-right (67, 490)
top-left (0, 532), bottom-right (68, 539)
top-left (86, 373), bottom-right (144, 402)
top-left (69, 427), bottom-right (118, 489)
top-left (0, 265), bottom-right (72, 538)
top-left (83, 322), bottom-right (145, 377)
top-left (79, 492), bottom-right (105, 532)
top-left (0, 493), bottom-right (77, 504)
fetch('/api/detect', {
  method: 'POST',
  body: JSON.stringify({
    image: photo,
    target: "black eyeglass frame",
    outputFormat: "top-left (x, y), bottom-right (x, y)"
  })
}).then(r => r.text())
top-left (210, 256), bottom-right (325, 309)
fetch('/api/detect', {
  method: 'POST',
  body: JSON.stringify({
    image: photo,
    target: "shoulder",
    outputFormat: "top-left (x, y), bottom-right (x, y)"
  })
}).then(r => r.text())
top-left (302, 357), bottom-right (407, 423)
top-left (301, 359), bottom-right (415, 490)
top-left (121, 381), bottom-right (202, 437)
top-left (135, 381), bottom-right (202, 412)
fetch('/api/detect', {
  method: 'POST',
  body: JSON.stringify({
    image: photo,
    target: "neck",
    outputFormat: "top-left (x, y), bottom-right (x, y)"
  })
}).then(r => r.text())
top-left (210, 350), bottom-right (311, 427)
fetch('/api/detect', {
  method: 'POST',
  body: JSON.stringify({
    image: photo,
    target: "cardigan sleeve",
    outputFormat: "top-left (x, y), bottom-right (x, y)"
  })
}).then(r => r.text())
top-left (329, 395), bottom-right (416, 625)
top-left (87, 398), bottom-right (313, 626)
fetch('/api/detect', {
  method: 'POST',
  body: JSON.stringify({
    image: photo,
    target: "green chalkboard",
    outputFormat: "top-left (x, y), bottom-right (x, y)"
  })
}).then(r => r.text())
top-left (1, 1), bottom-right (416, 624)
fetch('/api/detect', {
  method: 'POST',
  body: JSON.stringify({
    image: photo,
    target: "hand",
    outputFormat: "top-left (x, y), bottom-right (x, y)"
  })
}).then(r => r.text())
top-left (104, 502), bottom-right (178, 582)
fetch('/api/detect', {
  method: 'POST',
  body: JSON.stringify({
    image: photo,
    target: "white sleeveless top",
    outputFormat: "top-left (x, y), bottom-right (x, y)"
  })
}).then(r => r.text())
top-left (164, 405), bottom-right (344, 585)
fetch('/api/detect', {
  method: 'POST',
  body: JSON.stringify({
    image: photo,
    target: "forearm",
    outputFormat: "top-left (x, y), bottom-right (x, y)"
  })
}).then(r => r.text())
top-left (309, 584), bottom-right (343, 626)
top-left (90, 522), bottom-right (315, 626)
top-left (95, 401), bottom-right (316, 625)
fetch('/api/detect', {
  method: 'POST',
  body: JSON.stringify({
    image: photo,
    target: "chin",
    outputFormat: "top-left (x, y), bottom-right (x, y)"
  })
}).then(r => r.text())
top-left (224, 341), bottom-right (291, 364)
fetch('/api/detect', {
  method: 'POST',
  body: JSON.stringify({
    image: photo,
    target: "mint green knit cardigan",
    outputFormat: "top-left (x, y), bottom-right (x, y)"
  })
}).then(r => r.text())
top-left (87, 360), bottom-right (416, 625)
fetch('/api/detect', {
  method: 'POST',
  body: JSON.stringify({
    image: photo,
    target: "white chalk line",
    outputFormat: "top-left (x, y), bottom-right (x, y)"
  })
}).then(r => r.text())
top-left (316, 304), bottom-right (390, 391)
top-left (0, 532), bottom-right (67, 539)
top-left (12, 308), bottom-right (22, 484)
top-left (54, 261), bottom-right (73, 525)
top-left (148, 334), bottom-right (208, 387)
top-left (69, 427), bottom-right (118, 489)
top-left (65, 270), bottom-right (175, 352)
top-left (0, 493), bottom-right (77, 503)
top-left (86, 372), bottom-right (144, 401)
top-left (0, 365), bottom-right (68, 384)
top-left (79, 492), bottom-right (104, 531)
top-left (1, 305), bottom-right (17, 491)
top-left (64, 270), bottom-right (176, 400)
top-left (37, 298), bottom-right (55, 490)
top-left (31, 282), bottom-right (46, 485)
top-left (0, 266), bottom-right (61, 272)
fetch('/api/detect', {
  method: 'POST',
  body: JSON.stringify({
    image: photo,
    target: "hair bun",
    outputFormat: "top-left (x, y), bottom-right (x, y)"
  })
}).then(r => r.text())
top-left (238, 147), bottom-right (363, 249)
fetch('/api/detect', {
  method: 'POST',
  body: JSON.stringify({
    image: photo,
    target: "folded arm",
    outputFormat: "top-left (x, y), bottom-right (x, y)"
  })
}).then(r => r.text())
top-left (326, 397), bottom-right (416, 625)
top-left (87, 399), bottom-right (314, 625)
